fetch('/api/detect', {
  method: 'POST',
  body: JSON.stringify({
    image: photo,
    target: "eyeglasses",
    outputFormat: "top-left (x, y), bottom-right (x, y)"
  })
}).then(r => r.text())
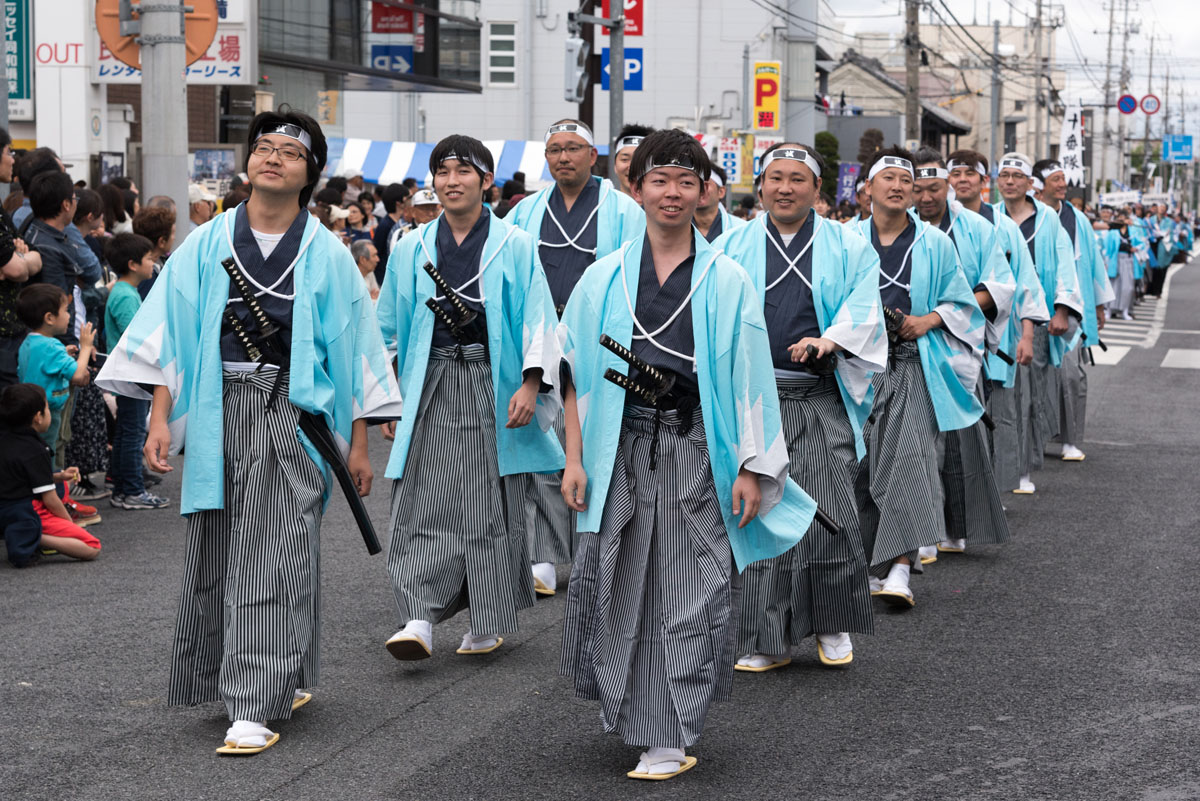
top-left (251, 141), bottom-right (306, 162)
top-left (545, 144), bottom-right (589, 157)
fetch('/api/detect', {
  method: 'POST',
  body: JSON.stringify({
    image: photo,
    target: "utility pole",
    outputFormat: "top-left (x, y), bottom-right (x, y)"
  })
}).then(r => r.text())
top-left (1099, 1), bottom-right (1116, 189)
top-left (1033, 0), bottom-right (1043, 160)
top-left (1141, 30), bottom-right (1156, 187)
top-left (609, 11), bottom-right (624, 172)
top-left (784, 0), bottom-right (819, 145)
top-left (905, 0), bottom-right (920, 146)
top-left (990, 19), bottom-right (1001, 195)
top-left (1116, 0), bottom-right (1134, 185)
top-left (140, 0), bottom-right (190, 224)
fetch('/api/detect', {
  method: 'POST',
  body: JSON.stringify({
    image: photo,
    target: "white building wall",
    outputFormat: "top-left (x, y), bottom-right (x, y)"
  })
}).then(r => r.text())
top-left (342, 0), bottom-right (785, 145)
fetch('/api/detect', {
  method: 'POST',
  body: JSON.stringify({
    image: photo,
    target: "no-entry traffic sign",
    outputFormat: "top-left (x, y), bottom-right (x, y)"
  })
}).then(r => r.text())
top-left (1141, 94), bottom-right (1161, 115)
top-left (1118, 94), bottom-right (1138, 114)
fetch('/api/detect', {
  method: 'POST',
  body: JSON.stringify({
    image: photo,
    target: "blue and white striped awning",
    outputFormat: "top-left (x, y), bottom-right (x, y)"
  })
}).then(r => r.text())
top-left (325, 138), bottom-right (611, 187)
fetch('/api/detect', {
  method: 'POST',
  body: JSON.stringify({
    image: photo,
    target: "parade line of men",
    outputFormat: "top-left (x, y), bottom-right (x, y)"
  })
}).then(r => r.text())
top-left (98, 108), bottom-right (1150, 779)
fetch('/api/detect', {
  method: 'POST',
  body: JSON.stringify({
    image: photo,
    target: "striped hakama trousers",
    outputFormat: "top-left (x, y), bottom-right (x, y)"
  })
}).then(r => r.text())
top-left (988, 366), bottom-right (1032, 492)
top-left (1028, 326), bottom-right (1060, 472)
top-left (857, 341), bottom-right (945, 576)
top-left (1110, 254), bottom-right (1134, 316)
top-left (525, 412), bottom-right (576, 564)
top-left (561, 405), bottom-right (739, 749)
top-left (1058, 340), bottom-right (1087, 447)
top-left (942, 381), bottom-right (1010, 545)
top-left (167, 370), bottom-right (327, 723)
top-left (738, 374), bottom-right (872, 658)
top-left (386, 345), bottom-right (534, 637)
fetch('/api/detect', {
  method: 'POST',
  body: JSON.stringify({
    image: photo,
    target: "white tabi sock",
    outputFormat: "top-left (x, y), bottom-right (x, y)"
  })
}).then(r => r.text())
top-left (460, 630), bottom-right (499, 651)
top-left (736, 652), bottom-right (788, 669)
top-left (399, 619), bottom-right (432, 649)
top-left (531, 561), bottom-right (556, 590)
top-left (225, 720), bottom-right (274, 748)
top-left (635, 747), bottom-right (687, 775)
top-left (816, 632), bottom-right (853, 661)
top-left (883, 562), bottom-right (911, 596)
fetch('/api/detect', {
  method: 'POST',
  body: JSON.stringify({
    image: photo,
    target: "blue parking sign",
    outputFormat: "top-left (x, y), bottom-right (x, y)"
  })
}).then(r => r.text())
top-left (371, 44), bottom-right (414, 74)
top-left (601, 48), bottom-right (643, 91)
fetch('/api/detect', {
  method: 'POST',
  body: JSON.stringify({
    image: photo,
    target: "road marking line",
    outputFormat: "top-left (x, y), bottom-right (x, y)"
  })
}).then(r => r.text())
top-left (1089, 345), bottom-right (1129, 365)
top-left (1161, 349), bottom-right (1200, 369)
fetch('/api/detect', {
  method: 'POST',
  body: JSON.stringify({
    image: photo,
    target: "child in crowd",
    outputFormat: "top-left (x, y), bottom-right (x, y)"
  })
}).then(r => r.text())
top-left (16, 283), bottom-right (101, 526)
top-left (104, 233), bottom-right (169, 510)
top-left (0, 383), bottom-right (101, 567)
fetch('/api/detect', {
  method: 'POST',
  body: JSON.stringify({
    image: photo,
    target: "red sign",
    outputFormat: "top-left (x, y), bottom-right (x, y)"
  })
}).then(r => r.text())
top-left (1141, 94), bottom-right (1161, 115)
top-left (372, 2), bottom-right (413, 34)
top-left (601, 0), bottom-right (643, 36)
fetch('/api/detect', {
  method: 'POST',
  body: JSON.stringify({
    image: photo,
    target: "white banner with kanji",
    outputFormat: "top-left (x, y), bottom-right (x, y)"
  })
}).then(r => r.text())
top-left (1058, 100), bottom-right (1085, 186)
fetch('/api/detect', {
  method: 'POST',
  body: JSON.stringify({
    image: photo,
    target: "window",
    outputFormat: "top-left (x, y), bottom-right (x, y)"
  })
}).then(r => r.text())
top-left (488, 21), bottom-right (517, 86)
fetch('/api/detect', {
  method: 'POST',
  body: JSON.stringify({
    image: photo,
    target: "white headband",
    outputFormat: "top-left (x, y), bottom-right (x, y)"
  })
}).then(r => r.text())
top-left (999, 157), bottom-right (1033, 177)
top-left (438, 151), bottom-right (492, 175)
top-left (1041, 163), bottom-right (1064, 179)
top-left (615, 135), bottom-right (644, 152)
top-left (760, 147), bottom-right (823, 179)
top-left (915, 166), bottom-right (949, 180)
top-left (867, 156), bottom-right (914, 181)
top-left (545, 123), bottom-right (595, 147)
top-left (709, 172), bottom-right (724, 188)
top-left (855, 179), bottom-right (866, 192)
top-left (639, 155), bottom-right (704, 182)
top-left (255, 123), bottom-right (312, 153)
top-left (1031, 177), bottom-right (1044, 191)
top-left (948, 158), bottom-right (988, 178)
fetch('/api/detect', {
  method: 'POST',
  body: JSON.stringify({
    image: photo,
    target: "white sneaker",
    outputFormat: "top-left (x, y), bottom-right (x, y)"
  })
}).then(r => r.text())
top-left (1013, 475), bottom-right (1036, 494)
top-left (937, 538), bottom-right (967, 553)
top-left (816, 632), bottom-right (853, 666)
top-left (1061, 444), bottom-right (1086, 461)
top-left (385, 620), bottom-right (433, 661)
top-left (531, 561), bottom-right (557, 596)
top-left (877, 562), bottom-right (914, 608)
top-left (918, 544), bottom-right (938, 564)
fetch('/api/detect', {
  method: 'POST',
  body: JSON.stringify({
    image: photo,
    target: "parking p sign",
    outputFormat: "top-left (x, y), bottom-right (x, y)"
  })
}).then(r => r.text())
top-left (601, 48), bottom-right (643, 91)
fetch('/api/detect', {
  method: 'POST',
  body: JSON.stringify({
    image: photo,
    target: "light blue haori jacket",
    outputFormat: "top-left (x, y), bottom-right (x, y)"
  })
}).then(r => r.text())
top-left (716, 204), bottom-right (748, 235)
top-left (95, 208), bottom-right (404, 516)
top-left (559, 230), bottom-right (818, 572)
top-left (715, 211), bottom-right (886, 459)
top-left (1059, 202), bottom-right (1115, 346)
top-left (981, 211), bottom-right (1050, 387)
top-left (995, 198), bottom-right (1084, 367)
top-left (850, 216), bottom-right (987, 432)
top-left (1099, 228), bottom-right (1122, 279)
top-left (1128, 217), bottom-right (1152, 277)
top-left (927, 202), bottom-right (1016, 360)
top-left (377, 211), bottom-right (564, 480)
top-left (508, 176), bottom-right (646, 258)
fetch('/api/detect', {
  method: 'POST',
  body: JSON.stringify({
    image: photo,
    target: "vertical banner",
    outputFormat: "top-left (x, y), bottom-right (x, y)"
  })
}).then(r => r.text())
top-left (717, 137), bottom-right (741, 184)
top-left (836, 163), bottom-right (861, 204)
top-left (1057, 100), bottom-right (1085, 186)
top-left (752, 135), bottom-right (781, 179)
top-left (5, 0), bottom-right (32, 120)
top-left (753, 61), bottom-right (781, 131)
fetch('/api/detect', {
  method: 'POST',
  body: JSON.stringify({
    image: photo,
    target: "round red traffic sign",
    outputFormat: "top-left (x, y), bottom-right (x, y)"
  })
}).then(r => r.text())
top-left (1141, 94), bottom-right (1161, 115)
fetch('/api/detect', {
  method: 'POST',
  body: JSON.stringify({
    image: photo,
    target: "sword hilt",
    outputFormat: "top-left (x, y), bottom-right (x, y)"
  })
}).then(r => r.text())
top-left (423, 261), bottom-right (477, 326)
top-left (221, 257), bottom-right (279, 339)
top-left (603, 368), bottom-right (659, 406)
top-left (223, 307), bottom-right (262, 362)
top-left (599, 334), bottom-right (669, 387)
top-left (425, 298), bottom-right (468, 343)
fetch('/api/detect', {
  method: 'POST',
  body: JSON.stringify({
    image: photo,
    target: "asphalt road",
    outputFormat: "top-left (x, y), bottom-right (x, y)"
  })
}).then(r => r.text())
top-left (3, 260), bottom-right (1199, 801)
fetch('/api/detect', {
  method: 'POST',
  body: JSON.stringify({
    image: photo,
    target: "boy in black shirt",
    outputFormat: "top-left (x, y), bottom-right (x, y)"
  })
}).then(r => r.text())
top-left (0, 383), bottom-right (101, 567)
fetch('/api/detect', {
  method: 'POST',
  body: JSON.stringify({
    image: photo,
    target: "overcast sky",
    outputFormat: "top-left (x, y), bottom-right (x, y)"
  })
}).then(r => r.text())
top-left (822, 0), bottom-right (1198, 132)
